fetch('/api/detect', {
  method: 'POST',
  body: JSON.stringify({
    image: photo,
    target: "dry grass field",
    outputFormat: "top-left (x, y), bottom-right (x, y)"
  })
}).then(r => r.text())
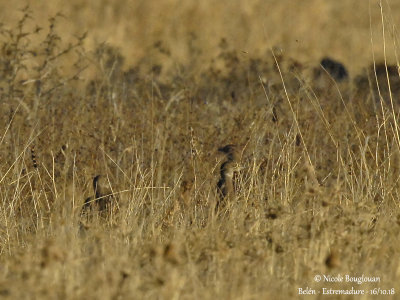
top-left (1, 1), bottom-right (400, 299)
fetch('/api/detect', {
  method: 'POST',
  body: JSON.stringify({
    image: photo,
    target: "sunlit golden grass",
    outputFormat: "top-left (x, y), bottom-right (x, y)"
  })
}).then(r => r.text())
top-left (0, 2), bottom-right (400, 299)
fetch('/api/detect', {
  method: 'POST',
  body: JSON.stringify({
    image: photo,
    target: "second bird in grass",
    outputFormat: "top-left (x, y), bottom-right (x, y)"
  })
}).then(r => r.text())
top-left (216, 144), bottom-right (241, 210)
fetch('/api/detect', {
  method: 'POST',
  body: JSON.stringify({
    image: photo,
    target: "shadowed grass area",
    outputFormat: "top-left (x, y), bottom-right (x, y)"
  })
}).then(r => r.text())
top-left (0, 3), bottom-right (400, 299)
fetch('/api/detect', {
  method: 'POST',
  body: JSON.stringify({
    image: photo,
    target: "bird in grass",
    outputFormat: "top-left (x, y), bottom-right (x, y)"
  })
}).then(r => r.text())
top-left (216, 144), bottom-right (241, 210)
top-left (83, 175), bottom-right (114, 214)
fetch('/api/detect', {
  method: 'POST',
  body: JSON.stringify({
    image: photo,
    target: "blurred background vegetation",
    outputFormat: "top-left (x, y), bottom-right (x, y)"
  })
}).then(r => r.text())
top-left (1, 0), bottom-right (400, 74)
